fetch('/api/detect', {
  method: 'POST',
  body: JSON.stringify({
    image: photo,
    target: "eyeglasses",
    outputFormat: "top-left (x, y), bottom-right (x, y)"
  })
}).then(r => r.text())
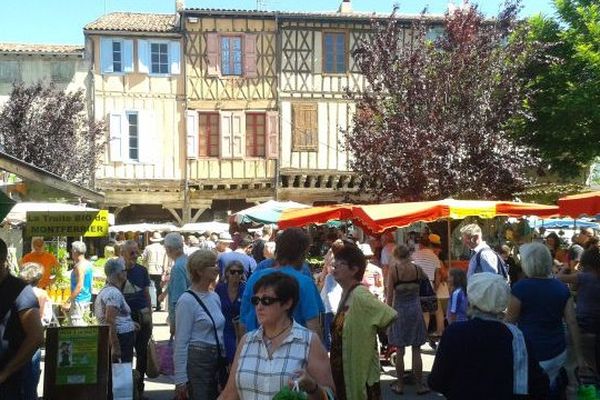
top-left (229, 270), bottom-right (244, 275)
top-left (250, 296), bottom-right (281, 306)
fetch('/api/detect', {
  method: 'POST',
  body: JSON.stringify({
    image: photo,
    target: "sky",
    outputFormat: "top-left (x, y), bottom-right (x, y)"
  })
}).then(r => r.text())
top-left (0, 0), bottom-right (556, 45)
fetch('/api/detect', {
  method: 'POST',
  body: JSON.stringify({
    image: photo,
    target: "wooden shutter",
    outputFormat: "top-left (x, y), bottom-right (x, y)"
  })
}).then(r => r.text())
top-left (123, 40), bottom-right (134, 72)
top-left (243, 33), bottom-right (258, 78)
top-left (108, 113), bottom-right (123, 162)
top-left (138, 40), bottom-right (150, 73)
top-left (206, 33), bottom-right (219, 76)
top-left (292, 103), bottom-right (318, 151)
top-left (100, 38), bottom-right (113, 73)
top-left (169, 41), bottom-right (181, 75)
top-left (266, 111), bottom-right (279, 159)
top-left (220, 112), bottom-right (233, 158)
top-left (186, 110), bottom-right (199, 159)
top-left (231, 111), bottom-right (245, 158)
top-left (139, 110), bottom-right (156, 164)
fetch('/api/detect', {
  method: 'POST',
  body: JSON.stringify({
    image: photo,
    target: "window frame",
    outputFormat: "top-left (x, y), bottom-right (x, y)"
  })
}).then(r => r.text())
top-left (322, 31), bottom-right (348, 75)
top-left (112, 40), bottom-right (123, 73)
top-left (149, 41), bottom-right (170, 75)
top-left (245, 113), bottom-right (266, 158)
top-left (198, 112), bottom-right (220, 158)
top-left (291, 102), bottom-right (318, 152)
top-left (220, 35), bottom-right (243, 77)
top-left (126, 111), bottom-right (139, 162)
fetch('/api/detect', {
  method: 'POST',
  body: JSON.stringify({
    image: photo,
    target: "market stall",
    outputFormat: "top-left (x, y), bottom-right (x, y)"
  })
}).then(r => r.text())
top-left (231, 200), bottom-right (310, 225)
top-left (558, 191), bottom-right (600, 218)
top-left (179, 221), bottom-right (230, 234)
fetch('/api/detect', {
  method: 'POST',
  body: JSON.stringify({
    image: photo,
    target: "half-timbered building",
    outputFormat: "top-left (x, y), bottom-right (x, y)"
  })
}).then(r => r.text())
top-left (181, 8), bottom-right (279, 220)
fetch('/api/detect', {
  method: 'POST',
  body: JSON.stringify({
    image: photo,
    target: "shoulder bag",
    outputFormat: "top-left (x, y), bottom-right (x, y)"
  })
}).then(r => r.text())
top-left (416, 264), bottom-right (438, 312)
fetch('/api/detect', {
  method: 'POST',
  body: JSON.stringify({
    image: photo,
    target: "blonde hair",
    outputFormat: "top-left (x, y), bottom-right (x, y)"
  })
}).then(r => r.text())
top-left (187, 249), bottom-right (217, 281)
top-left (20, 262), bottom-right (44, 286)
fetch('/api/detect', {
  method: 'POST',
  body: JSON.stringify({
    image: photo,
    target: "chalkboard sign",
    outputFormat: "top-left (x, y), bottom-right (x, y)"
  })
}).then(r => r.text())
top-left (44, 325), bottom-right (110, 400)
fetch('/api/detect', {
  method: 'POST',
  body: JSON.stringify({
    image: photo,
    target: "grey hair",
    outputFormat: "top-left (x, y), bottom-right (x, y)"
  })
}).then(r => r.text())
top-left (459, 223), bottom-right (482, 238)
top-left (104, 258), bottom-right (125, 279)
top-left (71, 241), bottom-right (87, 255)
top-left (20, 262), bottom-right (44, 285)
top-left (520, 242), bottom-right (553, 278)
top-left (122, 240), bottom-right (138, 251)
top-left (264, 241), bottom-right (276, 254)
top-left (164, 232), bottom-right (184, 250)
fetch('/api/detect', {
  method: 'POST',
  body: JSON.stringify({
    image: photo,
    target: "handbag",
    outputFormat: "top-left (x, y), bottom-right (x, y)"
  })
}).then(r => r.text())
top-left (155, 339), bottom-right (174, 376)
top-left (186, 290), bottom-right (229, 391)
top-left (146, 337), bottom-right (160, 378)
top-left (112, 362), bottom-right (134, 400)
top-left (416, 265), bottom-right (438, 313)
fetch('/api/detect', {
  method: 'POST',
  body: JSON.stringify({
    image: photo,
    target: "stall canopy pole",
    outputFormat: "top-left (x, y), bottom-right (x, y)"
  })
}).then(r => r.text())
top-left (447, 218), bottom-right (452, 269)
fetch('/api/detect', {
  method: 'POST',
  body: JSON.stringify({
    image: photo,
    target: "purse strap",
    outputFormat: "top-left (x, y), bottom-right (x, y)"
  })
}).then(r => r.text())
top-left (185, 290), bottom-right (223, 359)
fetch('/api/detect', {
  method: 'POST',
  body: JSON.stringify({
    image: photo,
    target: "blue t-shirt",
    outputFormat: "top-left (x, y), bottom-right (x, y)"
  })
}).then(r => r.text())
top-left (123, 263), bottom-right (151, 311)
top-left (71, 261), bottom-right (93, 303)
top-left (240, 266), bottom-right (324, 331)
top-left (254, 258), bottom-right (313, 278)
top-left (447, 288), bottom-right (468, 323)
top-left (512, 277), bottom-right (570, 361)
top-left (218, 251), bottom-right (257, 279)
top-left (575, 272), bottom-right (600, 333)
top-left (168, 255), bottom-right (190, 323)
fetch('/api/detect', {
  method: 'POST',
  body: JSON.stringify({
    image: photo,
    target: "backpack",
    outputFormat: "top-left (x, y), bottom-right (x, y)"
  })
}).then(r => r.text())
top-left (0, 275), bottom-right (28, 369)
top-left (474, 248), bottom-right (509, 280)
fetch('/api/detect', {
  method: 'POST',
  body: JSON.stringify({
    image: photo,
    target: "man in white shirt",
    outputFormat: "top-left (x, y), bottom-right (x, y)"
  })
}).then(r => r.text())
top-left (380, 232), bottom-right (396, 300)
top-left (142, 232), bottom-right (170, 311)
top-left (411, 233), bottom-right (441, 331)
top-left (460, 223), bottom-right (505, 278)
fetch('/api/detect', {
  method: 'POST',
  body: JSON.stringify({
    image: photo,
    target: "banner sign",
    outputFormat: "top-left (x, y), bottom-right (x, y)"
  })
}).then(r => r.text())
top-left (25, 210), bottom-right (109, 237)
top-left (56, 327), bottom-right (99, 385)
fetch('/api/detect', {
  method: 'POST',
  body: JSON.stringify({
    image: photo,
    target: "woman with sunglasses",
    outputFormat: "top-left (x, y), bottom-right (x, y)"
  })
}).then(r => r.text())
top-left (174, 250), bottom-right (225, 400)
top-left (215, 260), bottom-right (246, 366)
top-left (219, 272), bottom-right (334, 400)
top-left (331, 241), bottom-right (397, 400)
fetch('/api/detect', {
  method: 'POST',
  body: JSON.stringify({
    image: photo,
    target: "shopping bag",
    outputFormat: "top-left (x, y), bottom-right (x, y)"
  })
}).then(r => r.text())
top-left (112, 362), bottom-right (134, 400)
top-left (155, 339), bottom-right (174, 376)
top-left (146, 338), bottom-right (160, 378)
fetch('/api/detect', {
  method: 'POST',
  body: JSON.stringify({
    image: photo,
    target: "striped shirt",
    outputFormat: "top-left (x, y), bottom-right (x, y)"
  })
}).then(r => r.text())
top-left (236, 322), bottom-right (312, 400)
top-left (411, 247), bottom-right (441, 283)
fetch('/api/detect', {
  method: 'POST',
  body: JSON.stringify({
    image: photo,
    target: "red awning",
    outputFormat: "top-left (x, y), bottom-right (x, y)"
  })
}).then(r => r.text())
top-left (558, 191), bottom-right (600, 218)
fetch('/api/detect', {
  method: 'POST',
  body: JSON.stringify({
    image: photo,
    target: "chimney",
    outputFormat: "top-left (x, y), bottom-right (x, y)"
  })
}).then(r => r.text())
top-left (175, 0), bottom-right (185, 13)
top-left (338, 0), bottom-right (352, 14)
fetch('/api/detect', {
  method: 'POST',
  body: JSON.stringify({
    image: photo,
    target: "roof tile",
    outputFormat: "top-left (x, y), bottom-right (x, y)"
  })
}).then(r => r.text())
top-left (0, 43), bottom-right (83, 55)
top-left (84, 12), bottom-right (178, 33)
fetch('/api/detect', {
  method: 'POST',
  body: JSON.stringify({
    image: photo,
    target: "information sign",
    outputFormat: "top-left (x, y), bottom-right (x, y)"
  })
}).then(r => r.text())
top-left (56, 327), bottom-right (99, 385)
top-left (25, 210), bottom-right (109, 237)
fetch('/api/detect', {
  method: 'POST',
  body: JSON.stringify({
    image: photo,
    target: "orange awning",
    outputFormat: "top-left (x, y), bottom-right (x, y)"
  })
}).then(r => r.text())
top-left (278, 199), bottom-right (559, 234)
top-left (558, 191), bottom-right (600, 218)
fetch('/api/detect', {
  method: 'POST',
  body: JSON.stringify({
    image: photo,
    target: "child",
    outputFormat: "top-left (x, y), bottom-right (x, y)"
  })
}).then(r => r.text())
top-left (447, 268), bottom-right (468, 323)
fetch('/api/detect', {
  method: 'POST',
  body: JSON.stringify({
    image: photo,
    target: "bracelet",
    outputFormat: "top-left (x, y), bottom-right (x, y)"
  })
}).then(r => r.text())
top-left (306, 382), bottom-right (319, 394)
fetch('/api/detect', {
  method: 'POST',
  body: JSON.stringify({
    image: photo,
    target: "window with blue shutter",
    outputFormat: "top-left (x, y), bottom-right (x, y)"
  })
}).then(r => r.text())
top-left (150, 43), bottom-right (169, 74)
top-left (323, 32), bottom-right (347, 74)
top-left (220, 37), bottom-right (243, 76)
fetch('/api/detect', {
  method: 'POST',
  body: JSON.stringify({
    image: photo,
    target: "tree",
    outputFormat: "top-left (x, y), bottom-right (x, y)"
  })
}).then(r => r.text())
top-left (0, 83), bottom-right (105, 187)
top-left (344, 1), bottom-right (541, 202)
top-left (518, 0), bottom-right (600, 178)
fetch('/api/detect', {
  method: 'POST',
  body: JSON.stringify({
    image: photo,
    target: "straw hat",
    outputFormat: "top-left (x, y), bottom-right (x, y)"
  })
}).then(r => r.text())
top-left (218, 232), bottom-right (233, 243)
top-left (150, 232), bottom-right (163, 242)
top-left (358, 243), bottom-right (374, 257)
top-left (467, 272), bottom-right (510, 314)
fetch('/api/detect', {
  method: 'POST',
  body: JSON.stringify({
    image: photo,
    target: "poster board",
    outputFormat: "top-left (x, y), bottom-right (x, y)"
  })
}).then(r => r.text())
top-left (25, 210), bottom-right (110, 238)
top-left (44, 325), bottom-right (110, 400)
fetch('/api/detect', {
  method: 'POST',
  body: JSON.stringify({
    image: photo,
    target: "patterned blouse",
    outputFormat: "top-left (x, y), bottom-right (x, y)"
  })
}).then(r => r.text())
top-left (236, 321), bottom-right (312, 400)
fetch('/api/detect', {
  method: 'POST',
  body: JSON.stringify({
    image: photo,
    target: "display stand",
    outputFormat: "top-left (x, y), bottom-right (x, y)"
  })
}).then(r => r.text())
top-left (43, 325), bottom-right (110, 400)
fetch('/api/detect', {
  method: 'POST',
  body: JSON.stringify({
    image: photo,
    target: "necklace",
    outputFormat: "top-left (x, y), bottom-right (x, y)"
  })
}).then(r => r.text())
top-left (264, 320), bottom-right (293, 341)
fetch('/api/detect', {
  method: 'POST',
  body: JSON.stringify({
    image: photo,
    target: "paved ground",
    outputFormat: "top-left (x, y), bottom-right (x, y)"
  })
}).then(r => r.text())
top-left (39, 311), bottom-right (444, 399)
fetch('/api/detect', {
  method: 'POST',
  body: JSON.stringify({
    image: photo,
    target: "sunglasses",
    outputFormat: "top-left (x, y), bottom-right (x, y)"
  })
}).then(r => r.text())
top-left (250, 296), bottom-right (281, 306)
top-left (229, 270), bottom-right (244, 275)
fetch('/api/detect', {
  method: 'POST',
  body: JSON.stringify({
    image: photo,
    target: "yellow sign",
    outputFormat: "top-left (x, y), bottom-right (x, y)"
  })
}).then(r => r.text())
top-left (25, 210), bottom-right (109, 237)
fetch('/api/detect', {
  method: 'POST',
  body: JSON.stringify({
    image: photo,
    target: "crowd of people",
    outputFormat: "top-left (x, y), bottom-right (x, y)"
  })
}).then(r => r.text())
top-left (0, 220), bottom-right (600, 399)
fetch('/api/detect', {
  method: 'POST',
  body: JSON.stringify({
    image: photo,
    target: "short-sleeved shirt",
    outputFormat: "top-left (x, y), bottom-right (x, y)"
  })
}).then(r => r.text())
top-left (0, 276), bottom-right (38, 366)
top-left (241, 266), bottom-right (324, 332)
top-left (447, 288), bottom-right (468, 322)
top-left (411, 247), bottom-right (441, 283)
top-left (94, 285), bottom-right (135, 334)
top-left (380, 243), bottom-right (396, 266)
top-left (512, 278), bottom-right (570, 361)
top-left (254, 258), bottom-right (313, 278)
top-left (467, 242), bottom-right (501, 277)
top-left (168, 255), bottom-right (190, 322)
top-left (123, 263), bottom-right (151, 311)
top-left (21, 251), bottom-right (59, 289)
top-left (576, 272), bottom-right (600, 333)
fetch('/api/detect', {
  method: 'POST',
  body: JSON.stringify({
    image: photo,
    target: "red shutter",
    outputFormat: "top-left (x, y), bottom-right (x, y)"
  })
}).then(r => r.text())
top-left (243, 33), bottom-right (258, 78)
top-left (206, 33), bottom-right (219, 76)
top-left (266, 111), bottom-right (279, 159)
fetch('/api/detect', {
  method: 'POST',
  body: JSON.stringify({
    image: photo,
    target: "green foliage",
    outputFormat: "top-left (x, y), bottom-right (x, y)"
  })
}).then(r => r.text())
top-left (519, 0), bottom-right (600, 178)
top-left (272, 387), bottom-right (307, 400)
